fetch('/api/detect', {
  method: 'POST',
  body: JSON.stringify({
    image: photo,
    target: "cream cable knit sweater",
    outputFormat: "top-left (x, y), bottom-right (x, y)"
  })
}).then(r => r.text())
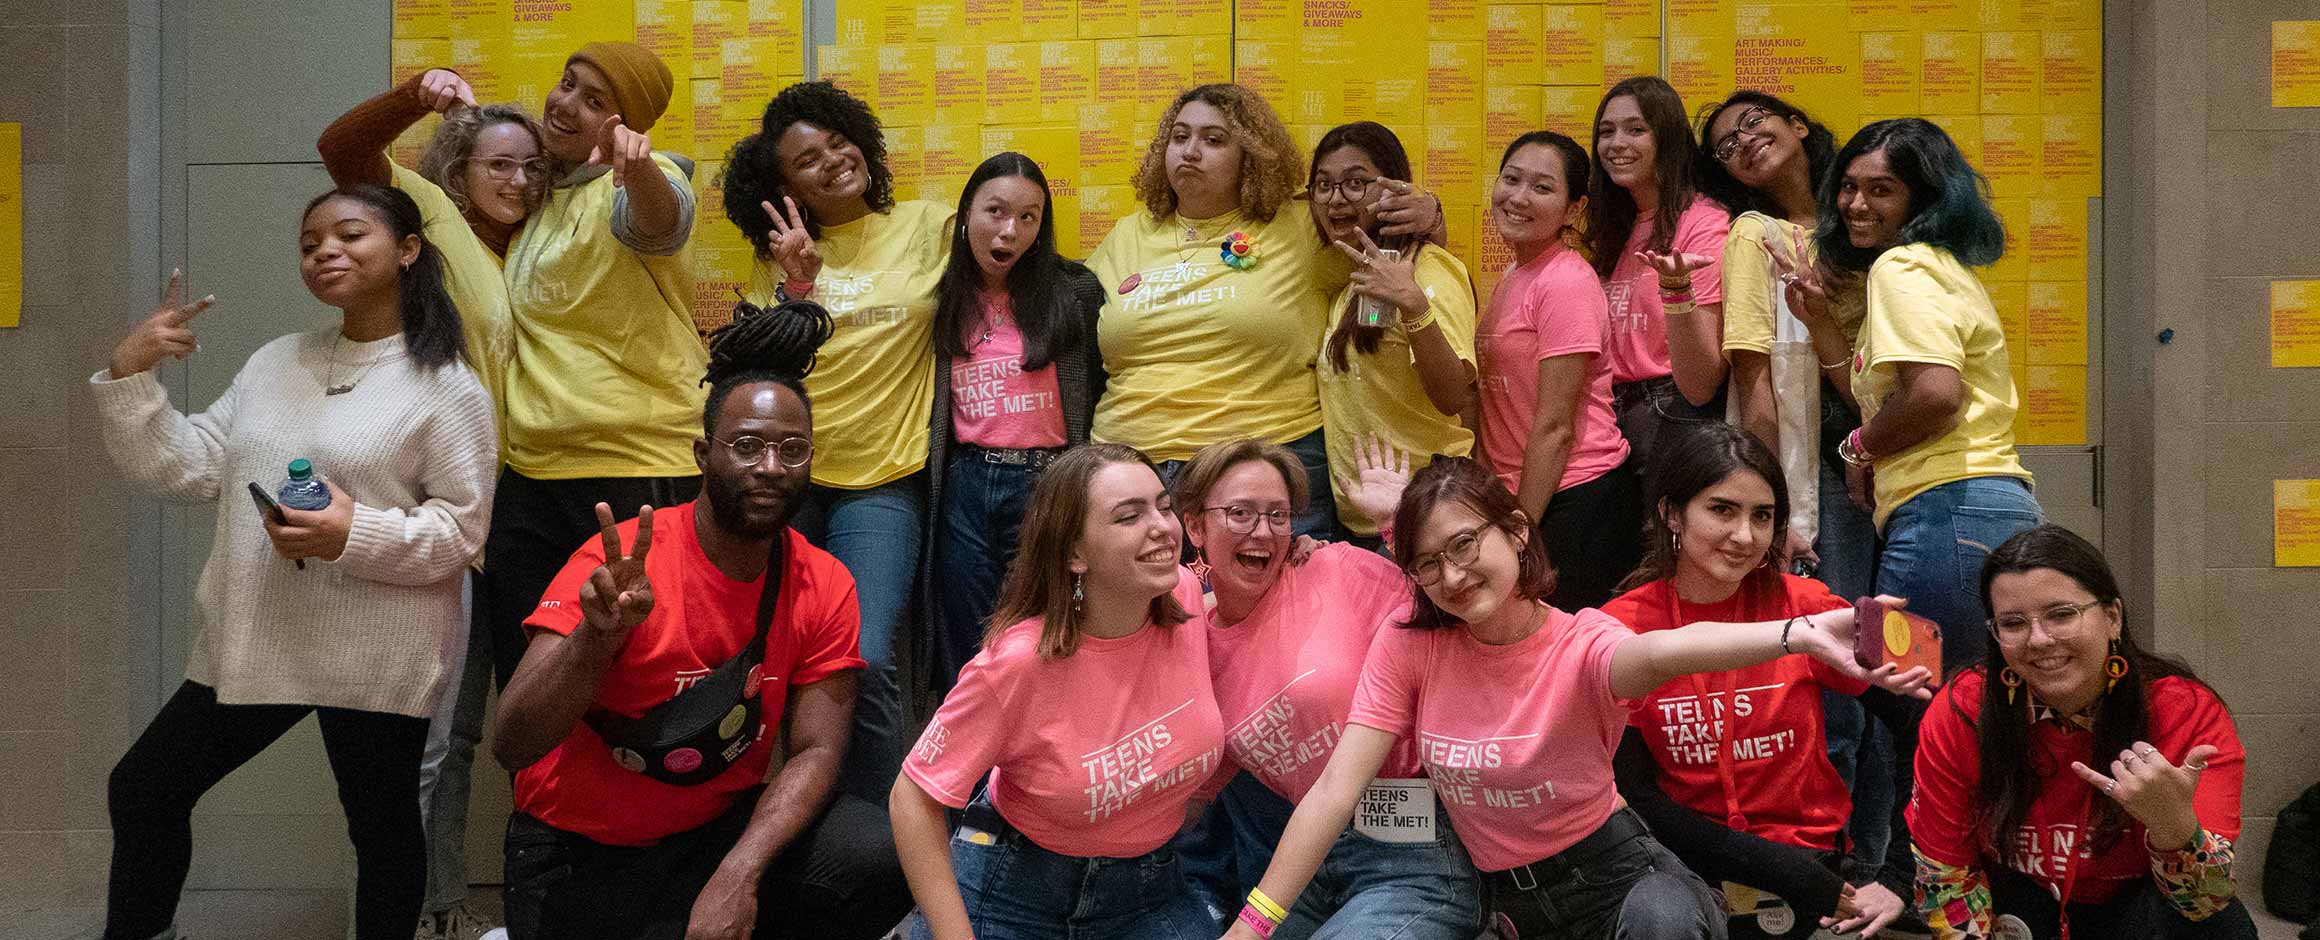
top-left (91, 329), bottom-right (498, 717)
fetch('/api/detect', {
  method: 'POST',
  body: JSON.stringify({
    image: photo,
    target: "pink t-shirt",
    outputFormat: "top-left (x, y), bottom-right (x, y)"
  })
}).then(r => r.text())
top-left (950, 293), bottom-right (1068, 450)
top-left (1477, 241), bottom-right (1631, 495)
top-left (1346, 605), bottom-right (1640, 871)
top-left (1208, 544), bottom-right (1426, 803)
top-left (1603, 198), bottom-right (1730, 384)
top-left (904, 569), bottom-right (1225, 858)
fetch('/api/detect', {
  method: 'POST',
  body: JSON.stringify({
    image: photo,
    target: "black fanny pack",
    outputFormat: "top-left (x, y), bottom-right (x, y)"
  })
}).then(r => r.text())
top-left (586, 536), bottom-right (786, 787)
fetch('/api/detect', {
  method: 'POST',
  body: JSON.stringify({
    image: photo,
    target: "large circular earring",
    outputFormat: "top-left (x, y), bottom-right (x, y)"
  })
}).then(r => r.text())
top-left (2104, 639), bottom-right (2130, 694)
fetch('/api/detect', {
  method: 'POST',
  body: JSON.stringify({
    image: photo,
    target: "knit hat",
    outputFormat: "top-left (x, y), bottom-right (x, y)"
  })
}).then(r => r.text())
top-left (567, 41), bottom-right (674, 133)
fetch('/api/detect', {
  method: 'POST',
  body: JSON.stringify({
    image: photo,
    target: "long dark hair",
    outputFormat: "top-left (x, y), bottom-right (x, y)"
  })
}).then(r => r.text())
top-left (302, 185), bottom-right (464, 370)
top-left (1968, 524), bottom-right (2214, 867)
top-left (720, 81), bottom-right (896, 249)
top-left (1694, 90), bottom-right (1837, 221)
top-left (932, 152), bottom-right (1090, 372)
top-left (1391, 456), bottom-right (1556, 630)
top-left (1310, 122), bottom-right (1419, 372)
top-left (1814, 118), bottom-right (2006, 273)
top-left (699, 297), bottom-right (834, 434)
top-left (1619, 423), bottom-right (1790, 594)
top-left (1585, 76), bottom-right (1701, 278)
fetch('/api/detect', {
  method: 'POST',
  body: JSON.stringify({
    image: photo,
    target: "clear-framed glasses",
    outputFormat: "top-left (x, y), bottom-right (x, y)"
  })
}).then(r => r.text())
top-left (1712, 106), bottom-right (1774, 165)
top-left (1309, 176), bottom-right (1379, 202)
top-left (475, 156), bottom-right (548, 181)
top-left (1203, 504), bottom-right (1293, 536)
top-left (712, 434), bottom-right (813, 469)
top-left (1987, 599), bottom-right (2106, 643)
top-left (1406, 527), bottom-right (1486, 587)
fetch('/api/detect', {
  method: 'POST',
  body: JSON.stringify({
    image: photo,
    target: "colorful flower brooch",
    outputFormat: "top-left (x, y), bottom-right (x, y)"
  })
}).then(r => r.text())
top-left (1220, 230), bottom-right (1257, 270)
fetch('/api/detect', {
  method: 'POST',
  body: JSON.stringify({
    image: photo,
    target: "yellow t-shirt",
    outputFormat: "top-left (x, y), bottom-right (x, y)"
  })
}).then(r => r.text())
top-left (1088, 205), bottom-right (1340, 461)
top-left (1316, 242), bottom-right (1478, 536)
top-left (1719, 211), bottom-right (1867, 355)
top-left (744, 200), bottom-right (949, 489)
top-left (392, 163), bottom-right (513, 461)
top-left (501, 155), bottom-right (707, 479)
top-left (1851, 243), bottom-right (2032, 529)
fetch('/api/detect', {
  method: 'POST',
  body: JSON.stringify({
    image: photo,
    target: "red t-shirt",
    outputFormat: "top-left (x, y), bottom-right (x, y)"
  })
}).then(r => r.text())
top-left (512, 505), bottom-right (867, 846)
top-left (1907, 670), bottom-right (2246, 905)
top-left (1602, 574), bottom-right (1865, 851)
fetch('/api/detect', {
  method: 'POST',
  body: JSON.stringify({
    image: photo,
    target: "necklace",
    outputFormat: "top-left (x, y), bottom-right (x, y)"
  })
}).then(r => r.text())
top-left (324, 334), bottom-right (402, 395)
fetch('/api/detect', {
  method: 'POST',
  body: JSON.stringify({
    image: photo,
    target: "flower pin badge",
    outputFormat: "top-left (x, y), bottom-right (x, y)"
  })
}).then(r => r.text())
top-left (1220, 230), bottom-right (1257, 271)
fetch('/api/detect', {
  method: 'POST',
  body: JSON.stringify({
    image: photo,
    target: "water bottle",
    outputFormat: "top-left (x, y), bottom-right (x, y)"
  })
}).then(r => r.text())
top-left (277, 458), bottom-right (332, 511)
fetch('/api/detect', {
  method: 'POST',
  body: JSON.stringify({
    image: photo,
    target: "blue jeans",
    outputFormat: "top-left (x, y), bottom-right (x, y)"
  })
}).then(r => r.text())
top-left (1155, 426), bottom-right (1338, 541)
top-left (934, 449), bottom-right (1043, 688)
top-left (419, 573), bottom-right (490, 913)
top-left (1209, 774), bottom-right (1482, 940)
top-left (795, 472), bottom-right (924, 803)
top-left (928, 799), bottom-right (1213, 940)
top-left (1872, 475), bottom-right (2042, 677)
top-left (1812, 393), bottom-right (1888, 866)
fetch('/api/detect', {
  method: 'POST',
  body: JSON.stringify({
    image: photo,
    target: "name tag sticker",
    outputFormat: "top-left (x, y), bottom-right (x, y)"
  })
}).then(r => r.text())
top-left (1351, 777), bottom-right (1436, 844)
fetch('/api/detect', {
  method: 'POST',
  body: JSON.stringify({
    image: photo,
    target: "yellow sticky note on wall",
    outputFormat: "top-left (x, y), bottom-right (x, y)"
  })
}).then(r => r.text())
top-left (1861, 31), bottom-right (1921, 115)
top-left (0, 123), bottom-right (18, 328)
top-left (722, 38), bottom-right (790, 137)
top-left (744, 0), bottom-right (801, 69)
top-left (2025, 198), bottom-right (2087, 283)
top-left (1919, 32), bottom-right (1978, 115)
top-left (1138, 37), bottom-right (1195, 108)
top-left (2275, 22), bottom-right (2320, 107)
top-left (2271, 279), bottom-right (2320, 368)
top-left (1039, 40), bottom-right (1096, 122)
top-left (933, 43), bottom-right (988, 126)
top-left (2042, 29), bottom-right (2100, 114)
top-left (2026, 281), bottom-right (2087, 366)
top-left (1979, 31), bottom-right (2040, 114)
top-left (2276, 480), bottom-right (2320, 566)
top-left (1540, 5), bottom-right (1607, 87)
top-left (692, 78), bottom-right (747, 157)
top-left (1429, 43), bottom-right (1485, 126)
top-left (985, 43), bottom-right (1041, 124)
top-left (637, 1), bottom-right (694, 79)
top-left (876, 44), bottom-right (936, 127)
top-left (922, 123), bottom-right (976, 198)
top-left (1094, 38), bottom-right (1140, 105)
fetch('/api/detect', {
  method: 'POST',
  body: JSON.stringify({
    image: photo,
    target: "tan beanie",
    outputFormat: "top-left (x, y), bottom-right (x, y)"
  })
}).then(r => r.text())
top-left (567, 41), bottom-right (674, 132)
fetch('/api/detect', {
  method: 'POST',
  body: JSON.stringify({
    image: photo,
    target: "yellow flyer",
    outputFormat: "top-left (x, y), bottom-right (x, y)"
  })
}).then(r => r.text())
top-left (1078, 101), bottom-right (1143, 190)
top-left (1485, 5), bottom-right (1546, 86)
top-left (2275, 22), bottom-right (2320, 107)
top-left (507, 1), bottom-right (634, 109)
top-left (1667, 30), bottom-right (1738, 108)
top-left (2041, 29), bottom-right (2101, 114)
top-left (396, 0), bottom-right (453, 39)
top-left (906, 0), bottom-right (967, 42)
top-left (982, 124), bottom-right (1079, 203)
top-left (1974, 0), bottom-right (2042, 31)
top-left (2016, 365), bottom-right (2086, 446)
top-left (965, 0), bottom-right (1025, 41)
top-left (1038, 40), bottom-right (1096, 123)
top-left (876, 44), bottom-right (936, 127)
top-left (1985, 279), bottom-right (2027, 355)
top-left (1139, 37), bottom-right (1196, 108)
top-left (690, 159), bottom-right (757, 334)
top-left (1431, 0), bottom-right (1484, 41)
top-left (2046, 0), bottom-right (2099, 28)
top-left (1135, 0), bottom-right (1180, 37)
top-left (448, 0), bottom-right (514, 103)
top-left (2025, 280), bottom-right (2087, 366)
top-left (1177, 0), bottom-right (1229, 33)
top-left (1539, 85), bottom-right (1598, 144)
top-left (636, 1), bottom-right (692, 78)
top-left (0, 123), bottom-right (17, 328)
top-left (1424, 123), bottom-right (1484, 197)
top-left (1604, 35), bottom-right (1658, 89)
top-left (1976, 114), bottom-right (2038, 200)
top-left (1022, 0), bottom-right (1077, 38)
top-left (1443, 204), bottom-right (1481, 272)
top-left (1848, 0), bottom-right (1903, 20)
top-left (933, 43), bottom-right (988, 126)
top-left (694, 0), bottom-right (747, 79)
top-left (391, 37), bottom-right (452, 166)
top-left (1094, 38), bottom-right (1139, 105)
top-left (1733, 4), bottom-right (1859, 129)
top-left (885, 126), bottom-right (924, 201)
top-left (2025, 197), bottom-right (2087, 283)
top-left (1860, 31), bottom-right (1921, 116)
top-left (1982, 197), bottom-right (2027, 283)
top-left (2275, 480), bottom-right (2320, 567)
top-left (1292, 33), bottom-right (1360, 124)
top-left (1937, 112), bottom-right (1982, 170)
top-left (1235, 0), bottom-right (1295, 40)
top-left (1978, 30), bottom-right (2040, 114)
top-left (1539, 5), bottom-right (1608, 87)
top-left (984, 43), bottom-right (1041, 125)
top-left (1190, 34), bottom-right (1231, 82)
top-left (1231, 39), bottom-right (1293, 111)
top-left (1078, 0), bottom-right (1136, 38)
top-left (1078, 184), bottom-right (1140, 259)
top-left (815, 44), bottom-right (876, 104)
top-left (1607, 0), bottom-right (1658, 36)
top-left (1487, 84), bottom-right (1546, 149)
top-left (1428, 42), bottom-right (1485, 125)
top-left (921, 124), bottom-right (977, 199)
top-left (692, 78), bottom-right (749, 156)
top-left (2271, 279), bottom-right (2320, 368)
top-left (2038, 113), bottom-right (2100, 199)
top-left (1908, 0), bottom-right (1970, 32)
top-left (1918, 31), bottom-right (1978, 115)
top-left (721, 37), bottom-right (790, 138)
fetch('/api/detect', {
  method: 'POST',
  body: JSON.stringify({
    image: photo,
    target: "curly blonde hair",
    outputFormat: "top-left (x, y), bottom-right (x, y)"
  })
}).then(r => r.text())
top-left (1132, 84), bottom-right (1304, 222)
top-left (416, 104), bottom-right (551, 220)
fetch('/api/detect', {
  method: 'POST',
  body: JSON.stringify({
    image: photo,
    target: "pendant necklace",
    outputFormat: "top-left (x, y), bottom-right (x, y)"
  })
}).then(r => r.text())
top-left (324, 334), bottom-right (400, 396)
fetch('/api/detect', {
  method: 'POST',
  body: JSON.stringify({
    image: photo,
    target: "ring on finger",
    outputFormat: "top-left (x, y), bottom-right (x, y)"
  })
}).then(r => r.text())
top-left (2103, 781), bottom-right (2117, 793)
top-left (2138, 746), bottom-right (2157, 758)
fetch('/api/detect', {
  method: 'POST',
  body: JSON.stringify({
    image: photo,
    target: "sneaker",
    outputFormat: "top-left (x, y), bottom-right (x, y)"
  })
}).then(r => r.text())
top-left (441, 904), bottom-right (497, 940)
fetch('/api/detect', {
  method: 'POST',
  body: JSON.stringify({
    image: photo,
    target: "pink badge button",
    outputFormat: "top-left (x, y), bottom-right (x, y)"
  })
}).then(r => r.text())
top-left (664, 748), bottom-right (703, 774)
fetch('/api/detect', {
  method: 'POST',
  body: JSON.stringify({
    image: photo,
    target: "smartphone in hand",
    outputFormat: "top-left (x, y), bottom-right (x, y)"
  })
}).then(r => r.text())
top-left (249, 482), bottom-right (303, 570)
top-left (1852, 596), bottom-right (1942, 683)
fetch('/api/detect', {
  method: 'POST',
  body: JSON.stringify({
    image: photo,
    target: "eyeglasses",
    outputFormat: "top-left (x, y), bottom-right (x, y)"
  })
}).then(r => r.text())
top-left (475, 156), bottom-right (548, 181)
top-left (1406, 527), bottom-right (1486, 587)
top-left (712, 434), bottom-right (813, 468)
top-left (1712, 107), bottom-right (1773, 165)
top-left (1203, 504), bottom-right (1293, 535)
top-left (1308, 176), bottom-right (1379, 202)
top-left (1987, 600), bottom-right (2106, 643)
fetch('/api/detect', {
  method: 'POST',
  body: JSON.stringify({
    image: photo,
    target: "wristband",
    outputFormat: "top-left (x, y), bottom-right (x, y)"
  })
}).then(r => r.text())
top-left (1838, 428), bottom-right (1874, 467)
top-left (1246, 888), bottom-right (1289, 924)
top-left (1396, 305), bottom-right (1439, 334)
top-left (780, 277), bottom-right (815, 300)
top-left (1237, 905), bottom-right (1280, 938)
top-left (1662, 298), bottom-right (1695, 316)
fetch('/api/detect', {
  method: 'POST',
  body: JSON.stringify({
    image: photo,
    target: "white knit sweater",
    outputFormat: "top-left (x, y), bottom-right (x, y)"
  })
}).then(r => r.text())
top-left (90, 329), bottom-right (498, 717)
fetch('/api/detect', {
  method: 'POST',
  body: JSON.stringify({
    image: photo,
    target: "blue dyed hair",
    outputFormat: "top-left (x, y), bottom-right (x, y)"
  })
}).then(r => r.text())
top-left (1813, 118), bottom-right (2006, 273)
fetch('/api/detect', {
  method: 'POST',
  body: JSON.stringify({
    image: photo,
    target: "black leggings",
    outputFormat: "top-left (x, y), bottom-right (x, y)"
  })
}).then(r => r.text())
top-left (1988, 865), bottom-right (2259, 940)
top-left (103, 680), bottom-right (430, 940)
top-left (1535, 459), bottom-right (1647, 612)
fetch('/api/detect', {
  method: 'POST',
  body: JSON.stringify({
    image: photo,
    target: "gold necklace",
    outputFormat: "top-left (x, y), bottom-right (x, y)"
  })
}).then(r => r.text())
top-left (324, 334), bottom-right (401, 396)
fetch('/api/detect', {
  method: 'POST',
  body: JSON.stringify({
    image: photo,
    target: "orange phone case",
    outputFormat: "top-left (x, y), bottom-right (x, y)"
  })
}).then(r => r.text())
top-left (1853, 597), bottom-right (1944, 684)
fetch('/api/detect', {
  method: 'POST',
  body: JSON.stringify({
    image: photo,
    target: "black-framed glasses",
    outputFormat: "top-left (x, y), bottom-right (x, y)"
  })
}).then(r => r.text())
top-left (712, 434), bottom-right (813, 468)
top-left (1308, 176), bottom-right (1379, 202)
top-left (1712, 106), bottom-right (1773, 165)
top-left (1203, 504), bottom-right (1293, 535)
top-left (1406, 527), bottom-right (1486, 587)
top-left (475, 156), bottom-right (548, 181)
top-left (1987, 599), bottom-right (2106, 643)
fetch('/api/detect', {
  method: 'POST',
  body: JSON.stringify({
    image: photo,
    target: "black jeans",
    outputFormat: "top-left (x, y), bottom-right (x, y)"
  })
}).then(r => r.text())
top-left (478, 467), bottom-right (701, 687)
top-left (1987, 865), bottom-right (2258, 940)
top-left (1483, 809), bottom-right (1723, 940)
top-left (1536, 460), bottom-right (1646, 612)
top-left (502, 790), bottom-right (912, 940)
top-left (1611, 376), bottom-right (1724, 484)
top-left (104, 681), bottom-right (429, 940)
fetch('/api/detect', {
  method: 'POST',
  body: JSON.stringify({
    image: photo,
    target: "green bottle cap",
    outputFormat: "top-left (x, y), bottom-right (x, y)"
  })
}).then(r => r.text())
top-left (287, 458), bottom-right (314, 480)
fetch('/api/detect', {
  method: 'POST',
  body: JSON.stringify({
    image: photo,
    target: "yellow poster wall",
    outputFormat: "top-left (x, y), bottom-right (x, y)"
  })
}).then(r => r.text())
top-left (392, 0), bottom-right (2100, 443)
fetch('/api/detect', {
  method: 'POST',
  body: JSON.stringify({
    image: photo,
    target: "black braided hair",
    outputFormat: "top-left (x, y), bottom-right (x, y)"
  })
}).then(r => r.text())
top-left (700, 297), bottom-right (833, 435)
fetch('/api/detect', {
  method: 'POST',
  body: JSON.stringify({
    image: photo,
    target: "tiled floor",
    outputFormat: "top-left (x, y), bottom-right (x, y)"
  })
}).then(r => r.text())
top-left (3, 893), bottom-right (2307, 940)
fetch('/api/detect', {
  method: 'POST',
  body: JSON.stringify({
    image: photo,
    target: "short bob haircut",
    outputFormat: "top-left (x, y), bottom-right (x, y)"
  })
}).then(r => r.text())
top-left (1390, 456), bottom-right (1556, 630)
top-left (1693, 90), bottom-right (1837, 221)
top-left (1131, 83), bottom-right (1304, 222)
top-left (1814, 118), bottom-right (2006, 273)
top-left (987, 443), bottom-right (1193, 658)
top-left (416, 104), bottom-right (552, 221)
top-left (1170, 438), bottom-right (1312, 532)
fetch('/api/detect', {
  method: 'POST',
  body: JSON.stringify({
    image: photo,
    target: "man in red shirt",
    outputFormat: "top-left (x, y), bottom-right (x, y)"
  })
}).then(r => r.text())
top-left (491, 305), bottom-right (910, 940)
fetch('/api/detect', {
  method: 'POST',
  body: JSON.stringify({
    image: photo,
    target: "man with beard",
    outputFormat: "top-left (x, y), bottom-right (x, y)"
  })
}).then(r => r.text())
top-left (492, 301), bottom-right (911, 940)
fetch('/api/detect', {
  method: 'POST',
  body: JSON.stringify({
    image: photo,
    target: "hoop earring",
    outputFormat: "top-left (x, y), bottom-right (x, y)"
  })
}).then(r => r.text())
top-left (1999, 665), bottom-right (2022, 706)
top-left (2104, 640), bottom-right (2129, 694)
top-left (1072, 572), bottom-right (1084, 613)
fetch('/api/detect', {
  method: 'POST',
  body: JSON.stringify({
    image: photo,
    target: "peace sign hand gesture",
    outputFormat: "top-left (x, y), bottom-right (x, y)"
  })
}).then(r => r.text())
top-left (577, 502), bottom-right (656, 640)
top-left (758, 196), bottom-right (823, 288)
top-left (1765, 239), bottom-right (1835, 329)
top-left (586, 115), bottom-right (657, 190)
top-left (110, 269), bottom-right (213, 379)
top-left (412, 68), bottom-right (477, 114)
top-left (1332, 229), bottom-right (1428, 318)
top-left (2072, 742), bottom-right (2218, 851)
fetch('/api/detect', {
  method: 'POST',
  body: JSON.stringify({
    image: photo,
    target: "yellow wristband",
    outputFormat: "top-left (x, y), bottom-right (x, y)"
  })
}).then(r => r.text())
top-left (1247, 888), bottom-right (1288, 923)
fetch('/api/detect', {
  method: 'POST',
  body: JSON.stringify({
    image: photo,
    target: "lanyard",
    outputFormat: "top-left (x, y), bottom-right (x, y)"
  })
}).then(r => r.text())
top-left (1665, 580), bottom-right (1752, 833)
